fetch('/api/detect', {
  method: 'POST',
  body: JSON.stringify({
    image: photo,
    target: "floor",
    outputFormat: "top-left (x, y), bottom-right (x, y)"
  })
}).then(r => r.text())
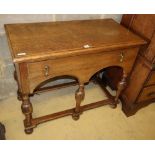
top-left (0, 82), bottom-right (155, 140)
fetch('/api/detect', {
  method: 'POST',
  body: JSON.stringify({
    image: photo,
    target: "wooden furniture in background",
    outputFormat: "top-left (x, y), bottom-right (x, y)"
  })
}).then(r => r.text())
top-left (102, 15), bottom-right (155, 116)
top-left (5, 19), bottom-right (145, 134)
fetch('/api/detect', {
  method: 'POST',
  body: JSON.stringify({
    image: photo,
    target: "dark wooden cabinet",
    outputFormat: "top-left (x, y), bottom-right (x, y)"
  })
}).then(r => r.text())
top-left (121, 54), bottom-right (155, 116)
top-left (102, 14), bottom-right (155, 116)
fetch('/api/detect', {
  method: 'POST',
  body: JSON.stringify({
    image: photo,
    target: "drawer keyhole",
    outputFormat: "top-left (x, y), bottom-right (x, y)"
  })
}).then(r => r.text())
top-left (44, 65), bottom-right (49, 77)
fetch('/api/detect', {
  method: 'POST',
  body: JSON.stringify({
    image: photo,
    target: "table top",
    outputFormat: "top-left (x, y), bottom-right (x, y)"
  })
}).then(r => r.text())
top-left (5, 19), bottom-right (146, 63)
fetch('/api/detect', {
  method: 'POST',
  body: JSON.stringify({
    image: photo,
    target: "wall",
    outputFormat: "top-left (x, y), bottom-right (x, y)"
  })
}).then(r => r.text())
top-left (0, 14), bottom-right (122, 100)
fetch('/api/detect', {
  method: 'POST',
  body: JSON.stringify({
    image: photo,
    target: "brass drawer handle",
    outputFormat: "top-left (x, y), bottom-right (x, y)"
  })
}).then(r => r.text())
top-left (44, 65), bottom-right (49, 77)
top-left (120, 52), bottom-right (124, 62)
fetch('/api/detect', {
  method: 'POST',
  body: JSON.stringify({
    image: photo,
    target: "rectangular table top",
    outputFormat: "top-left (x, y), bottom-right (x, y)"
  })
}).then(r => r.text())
top-left (5, 19), bottom-right (146, 63)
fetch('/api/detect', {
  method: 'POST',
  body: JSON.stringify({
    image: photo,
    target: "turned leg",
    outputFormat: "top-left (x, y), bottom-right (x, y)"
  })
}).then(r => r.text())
top-left (72, 84), bottom-right (85, 120)
top-left (17, 90), bottom-right (22, 101)
top-left (14, 71), bottom-right (22, 101)
top-left (111, 71), bottom-right (127, 108)
top-left (21, 94), bottom-right (33, 134)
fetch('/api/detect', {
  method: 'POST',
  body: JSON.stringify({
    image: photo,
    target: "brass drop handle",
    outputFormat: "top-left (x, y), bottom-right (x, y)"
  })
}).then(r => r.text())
top-left (44, 65), bottom-right (49, 77)
top-left (120, 52), bottom-right (124, 62)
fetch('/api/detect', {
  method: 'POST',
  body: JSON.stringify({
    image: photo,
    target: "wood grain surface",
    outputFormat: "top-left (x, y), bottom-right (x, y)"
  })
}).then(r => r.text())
top-left (5, 19), bottom-right (146, 63)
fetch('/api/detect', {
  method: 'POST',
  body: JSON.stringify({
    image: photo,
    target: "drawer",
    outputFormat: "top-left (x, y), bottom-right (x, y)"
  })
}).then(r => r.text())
top-left (27, 48), bottom-right (139, 92)
top-left (138, 85), bottom-right (155, 102)
top-left (145, 71), bottom-right (155, 86)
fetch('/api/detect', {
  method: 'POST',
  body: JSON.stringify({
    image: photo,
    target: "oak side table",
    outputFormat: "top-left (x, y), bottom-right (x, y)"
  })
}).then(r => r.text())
top-left (5, 19), bottom-right (146, 134)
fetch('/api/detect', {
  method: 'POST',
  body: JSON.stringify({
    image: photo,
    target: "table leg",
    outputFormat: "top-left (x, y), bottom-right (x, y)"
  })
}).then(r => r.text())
top-left (14, 71), bottom-right (22, 101)
top-left (111, 71), bottom-right (127, 108)
top-left (21, 94), bottom-right (33, 134)
top-left (72, 84), bottom-right (85, 120)
top-left (17, 90), bottom-right (22, 101)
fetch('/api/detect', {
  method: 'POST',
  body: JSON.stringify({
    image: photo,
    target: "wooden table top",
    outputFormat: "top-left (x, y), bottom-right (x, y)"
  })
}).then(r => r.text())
top-left (5, 19), bottom-right (146, 63)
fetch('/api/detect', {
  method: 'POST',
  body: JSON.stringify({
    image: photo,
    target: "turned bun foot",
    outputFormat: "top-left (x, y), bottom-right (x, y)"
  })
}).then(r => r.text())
top-left (109, 103), bottom-right (117, 109)
top-left (72, 113), bottom-right (80, 121)
top-left (25, 128), bottom-right (33, 134)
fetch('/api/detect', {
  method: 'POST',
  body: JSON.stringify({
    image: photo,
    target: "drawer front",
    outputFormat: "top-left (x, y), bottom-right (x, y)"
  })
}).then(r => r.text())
top-left (138, 85), bottom-right (155, 102)
top-left (145, 71), bottom-right (155, 86)
top-left (27, 48), bottom-right (139, 92)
